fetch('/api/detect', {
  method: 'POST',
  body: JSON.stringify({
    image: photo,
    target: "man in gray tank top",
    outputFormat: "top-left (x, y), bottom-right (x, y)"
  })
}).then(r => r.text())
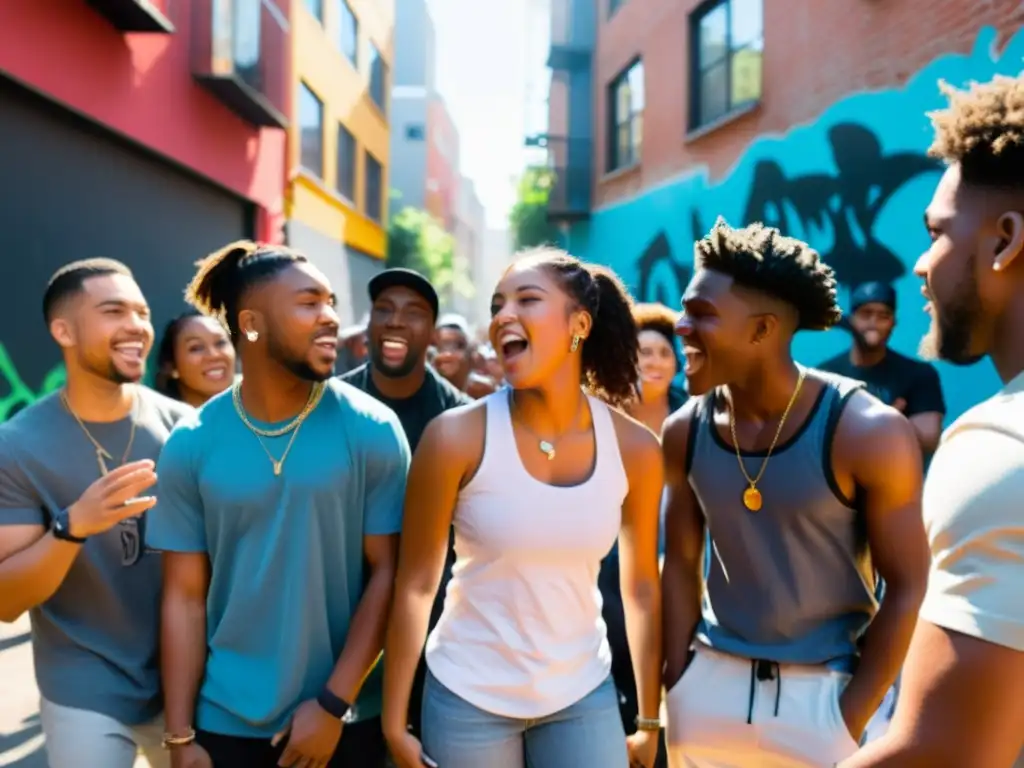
top-left (0, 259), bottom-right (193, 767)
top-left (660, 219), bottom-right (929, 767)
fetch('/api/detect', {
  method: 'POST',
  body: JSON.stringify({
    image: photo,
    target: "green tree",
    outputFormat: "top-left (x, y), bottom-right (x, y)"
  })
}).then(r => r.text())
top-left (386, 206), bottom-right (472, 302)
top-left (509, 167), bottom-right (561, 250)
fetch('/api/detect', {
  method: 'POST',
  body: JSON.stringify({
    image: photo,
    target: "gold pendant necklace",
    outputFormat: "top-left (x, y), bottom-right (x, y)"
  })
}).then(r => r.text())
top-left (728, 368), bottom-right (806, 512)
top-left (61, 388), bottom-right (139, 477)
top-left (510, 391), bottom-right (585, 461)
top-left (232, 381), bottom-right (326, 476)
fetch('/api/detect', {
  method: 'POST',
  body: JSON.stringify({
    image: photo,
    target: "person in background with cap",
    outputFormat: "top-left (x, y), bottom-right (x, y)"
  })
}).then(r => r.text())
top-left (339, 267), bottom-right (469, 744)
top-left (820, 281), bottom-right (945, 455)
top-left (433, 313), bottom-right (499, 398)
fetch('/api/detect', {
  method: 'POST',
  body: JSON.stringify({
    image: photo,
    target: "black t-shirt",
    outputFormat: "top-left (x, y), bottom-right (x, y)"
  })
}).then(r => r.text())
top-left (819, 348), bottom-right (946, 417)
top-left (339, 363), bottom-right (470, 452)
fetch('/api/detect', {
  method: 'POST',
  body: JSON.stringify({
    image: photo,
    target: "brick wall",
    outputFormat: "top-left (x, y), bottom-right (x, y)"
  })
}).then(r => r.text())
top-left (593, 0), bottom-right (1024, 209)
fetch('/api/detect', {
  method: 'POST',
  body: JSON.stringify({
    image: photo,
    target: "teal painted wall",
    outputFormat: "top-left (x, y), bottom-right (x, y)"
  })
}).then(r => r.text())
top-left (571, 26), bottom-right (1024, 423)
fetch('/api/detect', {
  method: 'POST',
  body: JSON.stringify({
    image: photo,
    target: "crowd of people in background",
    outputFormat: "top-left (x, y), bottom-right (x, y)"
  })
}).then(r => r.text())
top-left (0, 70), bottom-right (1022, 768)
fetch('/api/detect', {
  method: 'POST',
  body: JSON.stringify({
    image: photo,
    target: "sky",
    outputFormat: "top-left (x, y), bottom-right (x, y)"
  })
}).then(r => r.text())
top-left (426, 0), bottom-right (550, 228)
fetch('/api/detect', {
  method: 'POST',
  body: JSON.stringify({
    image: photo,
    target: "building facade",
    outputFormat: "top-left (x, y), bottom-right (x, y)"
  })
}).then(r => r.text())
top-left (287, 0), bottom-right (393, 327)
top-left (545, 0), bottom-right (1024, 422)
top-left (450, 179), bottom-right (487, 322)
top-left (0, 0), bottom-right (288, 420)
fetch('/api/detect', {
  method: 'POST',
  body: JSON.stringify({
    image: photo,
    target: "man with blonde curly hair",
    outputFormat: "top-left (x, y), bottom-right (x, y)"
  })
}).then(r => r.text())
top-left (840, 74), bottom-right (1024, 768)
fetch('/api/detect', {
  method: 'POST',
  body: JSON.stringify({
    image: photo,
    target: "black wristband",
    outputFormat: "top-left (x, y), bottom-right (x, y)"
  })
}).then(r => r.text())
top-left (316, 689), bottom-right (352, 722)
top-left (51, 508), bottom-right (87, 544)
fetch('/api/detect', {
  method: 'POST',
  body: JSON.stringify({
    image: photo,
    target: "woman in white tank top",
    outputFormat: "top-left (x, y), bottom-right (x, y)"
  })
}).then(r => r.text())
top-left (382, 248), bottom-right (665, 768)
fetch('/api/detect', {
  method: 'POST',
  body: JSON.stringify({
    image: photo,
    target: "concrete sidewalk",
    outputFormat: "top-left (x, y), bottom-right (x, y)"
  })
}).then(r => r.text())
top-left (0, 616), bottom-right (148, 768)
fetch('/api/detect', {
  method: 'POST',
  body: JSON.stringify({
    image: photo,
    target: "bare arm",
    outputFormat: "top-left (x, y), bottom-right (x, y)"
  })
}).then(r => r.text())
top-left (325, 533), bottom-right (399, 702)
top-left (615, 415), bottom-right (664, 722)
top-left (0, 526), bottom-right (81, 622)
top-left (840, 427), bottom-right (1024, 767)
top-left (907, 412), bottom-right (942, 455)
top-left (660, 403), bottom-right (704, 687)
top-left (839, 395), bottom-right (929, 740)
top-left (160, 552), bottom-right (210, 735)
top-left (381, 411), bottom-right (471, 739)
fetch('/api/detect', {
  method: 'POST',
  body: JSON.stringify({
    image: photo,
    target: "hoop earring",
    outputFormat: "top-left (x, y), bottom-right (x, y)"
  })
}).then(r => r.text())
top-left (245, 329), bottom-right (259, 343)
top-left (570, 335), bottom-right (580, 353)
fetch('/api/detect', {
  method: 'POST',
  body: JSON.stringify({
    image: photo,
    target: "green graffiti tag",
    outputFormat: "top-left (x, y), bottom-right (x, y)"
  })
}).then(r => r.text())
top-left (0, 343), bottom-right (65, 422)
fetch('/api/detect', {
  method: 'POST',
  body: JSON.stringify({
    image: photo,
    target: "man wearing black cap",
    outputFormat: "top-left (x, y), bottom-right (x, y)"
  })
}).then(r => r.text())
top-left (821, 281), bottom-right (945, 455)
top-left (340, 268), bottom-right (468, 743)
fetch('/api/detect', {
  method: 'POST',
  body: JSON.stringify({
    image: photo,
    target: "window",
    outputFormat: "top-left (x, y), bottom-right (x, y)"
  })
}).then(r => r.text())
top-left (608, 0), bottom-right (625, 16)
top-left (337, 124), bottom-right (356, 201)
top-left (607, 59), bottom-right (644, 171)
top-left (689, 0), bottom-right (763, 129)
top-left (368, 43), bottom-right (388, 114)
top-left (364, 152), bottom-right (383, 221)
top-left (299, 83), bottom-right (324, 177)
top-left (404, 123), bottom-right (425, 140)
top-left (305, 0), bottom-right (323, 22)
top-left (336, 0), bottom-right (358, 67)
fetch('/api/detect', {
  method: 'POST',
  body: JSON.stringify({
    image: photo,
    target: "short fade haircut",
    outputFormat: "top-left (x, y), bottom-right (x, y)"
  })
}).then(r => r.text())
top-left (42, 258), bottom-right (134, 324)
top-left (928, 74), bottom-right (1024, 189)
top-left (694, 217), bottom-right (842, 331)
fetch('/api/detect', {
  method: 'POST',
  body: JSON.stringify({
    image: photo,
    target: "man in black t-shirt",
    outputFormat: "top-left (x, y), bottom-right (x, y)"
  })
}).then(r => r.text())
top-left (821, 281), bottom-right (945, 455)
top-left (339, 268), bottom-right (468, 742)
top-left (341, 268), bottom-right (469, 452)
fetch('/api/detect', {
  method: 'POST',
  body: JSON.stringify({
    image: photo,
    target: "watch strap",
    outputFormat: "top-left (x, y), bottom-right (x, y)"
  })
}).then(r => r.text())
top-left (51, 508), bottom-right (87, 544)
top-left (316, 689), bottom-right (352, 722)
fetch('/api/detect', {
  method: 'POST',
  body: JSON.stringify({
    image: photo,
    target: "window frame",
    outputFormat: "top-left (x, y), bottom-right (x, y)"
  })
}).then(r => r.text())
top-left (404, 124), bottom-right (425, 141)
top-left (368, 42), bottom-right (388, 116)
top-left (336, 0), bottom-right (358, 68)
top-left (606, 58), bottom-right (644, 173)
top-left (608, 0), bottom-right (624, 18)
top-left (299, 81), bottom-right (324, 178)
top-left (305, 0), bottom-right (323, 23)
top-left (688, 0), bottom-right (763, 131)
top-left (336, 123), bottom-right (357, 202)
top-left (364, 151), bottom-right (383, 222)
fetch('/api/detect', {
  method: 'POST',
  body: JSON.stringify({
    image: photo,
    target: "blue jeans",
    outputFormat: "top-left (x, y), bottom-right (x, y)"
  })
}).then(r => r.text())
top-left (421, 671), bottom-right (628, 768)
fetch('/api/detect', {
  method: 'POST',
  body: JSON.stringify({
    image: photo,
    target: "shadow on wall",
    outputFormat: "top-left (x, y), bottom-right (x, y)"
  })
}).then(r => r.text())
top-left (575, 26), bottom-right (1024, 423)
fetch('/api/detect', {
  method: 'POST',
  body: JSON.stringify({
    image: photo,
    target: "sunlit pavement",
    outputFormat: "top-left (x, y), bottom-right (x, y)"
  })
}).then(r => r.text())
top-left (0, 616), bottom-right (147, 768)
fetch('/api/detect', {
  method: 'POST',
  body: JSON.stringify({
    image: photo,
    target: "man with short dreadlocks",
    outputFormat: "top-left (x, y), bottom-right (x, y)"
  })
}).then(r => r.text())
top-left (840, 73), bottom-right (1024, 768)
top-left (660, 219), bottom-right (929, 766)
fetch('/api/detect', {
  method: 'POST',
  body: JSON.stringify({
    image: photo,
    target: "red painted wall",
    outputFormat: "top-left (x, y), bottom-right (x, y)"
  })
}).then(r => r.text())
top-left (425, 96), bottom-right (461, 230)
top-left (0, 0), bottom-right (288, 242)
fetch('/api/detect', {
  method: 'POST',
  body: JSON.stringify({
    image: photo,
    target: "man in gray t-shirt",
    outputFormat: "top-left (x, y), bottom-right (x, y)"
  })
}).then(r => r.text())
top-left (0, 259), bottom-right (192, 768)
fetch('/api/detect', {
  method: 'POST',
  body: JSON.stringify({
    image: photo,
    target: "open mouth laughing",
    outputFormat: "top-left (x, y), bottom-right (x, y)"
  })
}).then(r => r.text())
top-left (112, 340), bottom-right (145, 368)
top-left (498, 330), bottom-right (529, 364)
top-left (380, 335), bottom-right (409, 366)
top-left (683, 346), bottom-right (705, 376)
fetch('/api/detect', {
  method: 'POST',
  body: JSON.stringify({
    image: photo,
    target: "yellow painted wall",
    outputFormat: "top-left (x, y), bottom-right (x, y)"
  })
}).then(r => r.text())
top-left (287, 0), bottom-right (393, 259)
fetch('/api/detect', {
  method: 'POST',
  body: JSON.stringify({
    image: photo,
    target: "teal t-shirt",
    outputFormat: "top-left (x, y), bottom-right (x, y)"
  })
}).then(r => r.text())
top-left (147, 378), bottom-right (410, 738)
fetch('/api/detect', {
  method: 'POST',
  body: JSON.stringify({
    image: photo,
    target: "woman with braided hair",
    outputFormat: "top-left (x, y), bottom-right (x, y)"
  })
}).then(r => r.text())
top-left (383, 247), bottom-right (664, 768)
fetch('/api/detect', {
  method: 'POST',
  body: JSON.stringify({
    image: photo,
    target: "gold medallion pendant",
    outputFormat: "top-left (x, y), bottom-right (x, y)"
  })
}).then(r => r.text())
top-left (539, 440), bottom-right (556, 460)
top-left (742, 486), bottom-right (763, 512)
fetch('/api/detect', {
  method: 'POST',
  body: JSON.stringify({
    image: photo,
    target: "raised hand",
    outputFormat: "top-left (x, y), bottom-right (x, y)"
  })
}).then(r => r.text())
top-left (68, 459), bottom-right (158, 538)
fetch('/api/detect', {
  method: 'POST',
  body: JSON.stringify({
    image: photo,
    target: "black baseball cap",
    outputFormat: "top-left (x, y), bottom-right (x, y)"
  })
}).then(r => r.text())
top-left (368, 268), bottom-right (439, 319)
top-left (850, 281), bottom-right (896, 313)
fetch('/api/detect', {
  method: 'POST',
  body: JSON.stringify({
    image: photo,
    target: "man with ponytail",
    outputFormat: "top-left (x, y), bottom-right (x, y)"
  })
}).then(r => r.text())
top-left (148, 241), bottom-right (410, 767)
top-left (383, 248), bottom-right (664, 768)
top-left (661, 219), bottom-right (928, 767)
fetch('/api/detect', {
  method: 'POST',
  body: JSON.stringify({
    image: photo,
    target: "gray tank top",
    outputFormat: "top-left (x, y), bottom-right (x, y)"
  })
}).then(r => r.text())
top-left (688, 373), bottom-right (876, 670)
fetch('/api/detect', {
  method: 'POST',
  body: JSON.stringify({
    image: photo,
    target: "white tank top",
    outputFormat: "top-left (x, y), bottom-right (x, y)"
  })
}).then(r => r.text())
top-left (424, 389), bottom-right (628, 718)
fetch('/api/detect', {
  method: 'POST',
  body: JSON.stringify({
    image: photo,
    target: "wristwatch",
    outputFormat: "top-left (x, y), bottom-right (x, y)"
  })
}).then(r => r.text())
top-left (316, 688), bottom-right (353, 722)
top-left (51, 508), bottom-right (87, 544)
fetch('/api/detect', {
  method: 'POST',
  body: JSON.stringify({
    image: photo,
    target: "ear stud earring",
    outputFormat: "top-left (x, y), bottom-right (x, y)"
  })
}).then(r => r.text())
top-left (245, 329), bottom-right (259, 342)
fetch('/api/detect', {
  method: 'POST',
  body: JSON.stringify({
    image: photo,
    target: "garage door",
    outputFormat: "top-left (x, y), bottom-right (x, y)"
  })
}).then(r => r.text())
top-left (0, 77), bottom-right (253, 419)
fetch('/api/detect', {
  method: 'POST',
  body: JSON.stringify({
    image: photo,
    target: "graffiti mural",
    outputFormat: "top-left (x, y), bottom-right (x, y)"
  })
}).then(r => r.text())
top-left (0, 343), bottom-right (64, 421)
top-left (576, 26), bottom-right (1024, 423)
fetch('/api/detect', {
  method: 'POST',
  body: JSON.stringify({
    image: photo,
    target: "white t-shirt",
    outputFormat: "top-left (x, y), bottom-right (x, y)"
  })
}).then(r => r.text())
top-left (919, 370), bottom-right (1024, 765)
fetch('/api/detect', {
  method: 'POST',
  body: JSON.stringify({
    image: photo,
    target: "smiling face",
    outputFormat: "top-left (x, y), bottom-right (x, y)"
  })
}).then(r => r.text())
top-left (849, 302), bottom-right (895, 352)
top-left (52, 273), bottom-right (154, 384)
top-left (433, 325), bottom-right (471, 382)
top-left (172, 316), bottom-right (235, 403)
top-left (915, 163), bottom-right (1015, 366)
top-left (637, 329), bottom-right (676, 396)
top-left (676, 268), bottom-right (767, 396)
top-left (257, 262), bottom-right (340, 381)
top-left (489, 262), bottom-right (590, 389)
top-left (368, 286), bottom-right (434, 378)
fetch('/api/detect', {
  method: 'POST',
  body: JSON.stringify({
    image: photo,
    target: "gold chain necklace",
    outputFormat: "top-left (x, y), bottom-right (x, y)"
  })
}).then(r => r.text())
top-left (509, 390), bottom-right (587, 461)
top-left (727, 368), bottom-right (806, 512)
top-left (232, 381), bottom-right (326, 476)
top-left (61, 388), bottom-right (138, 477)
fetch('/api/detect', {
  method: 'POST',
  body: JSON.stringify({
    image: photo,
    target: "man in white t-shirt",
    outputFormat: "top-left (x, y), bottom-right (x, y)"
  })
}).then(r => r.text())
top-left (840, 74), bottom-right (1024, 767)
